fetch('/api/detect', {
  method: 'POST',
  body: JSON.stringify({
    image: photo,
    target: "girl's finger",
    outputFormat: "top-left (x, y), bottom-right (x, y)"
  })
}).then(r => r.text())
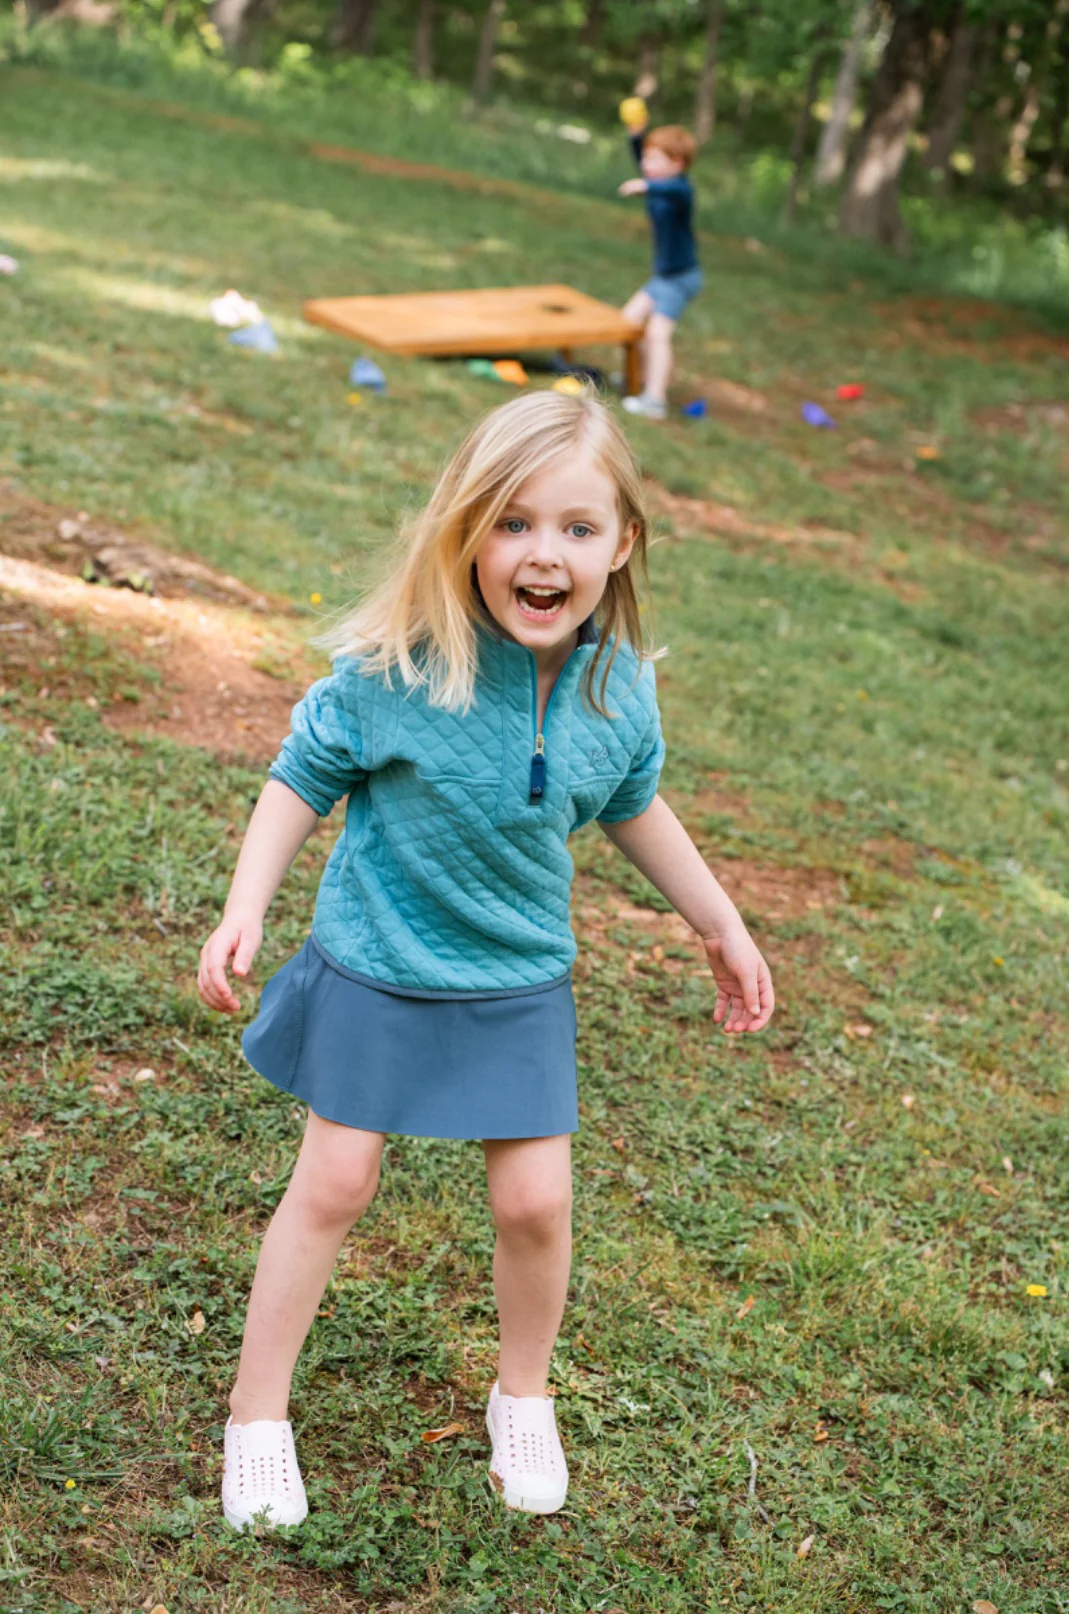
top-left (233, 932), bottom-right (258, 977)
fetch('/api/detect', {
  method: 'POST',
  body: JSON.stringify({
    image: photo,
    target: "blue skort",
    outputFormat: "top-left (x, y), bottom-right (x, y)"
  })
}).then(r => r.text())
top-left (241, 934), bottom-right (578, 1140)
top-left (644, 266), bottom-right (703, 322)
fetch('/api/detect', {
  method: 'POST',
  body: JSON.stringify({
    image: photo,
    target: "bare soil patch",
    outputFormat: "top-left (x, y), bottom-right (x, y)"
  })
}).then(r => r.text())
top-left (0, 488), bottom-right (316, 761)
top-left (0, 551), bottom-right (308, 762)
top-left (649, 482), bottom-right (860, 556)
top-left (0, 482), bottom-right (276, 610)
top-left (871, 296), bottom-right (1069, 363)
top-left (575, 859), bottom-right (843, 975)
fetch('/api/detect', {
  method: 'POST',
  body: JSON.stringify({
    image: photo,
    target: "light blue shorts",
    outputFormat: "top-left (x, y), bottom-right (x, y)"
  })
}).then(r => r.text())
top-left (644, 267), bottom-right (703, 322)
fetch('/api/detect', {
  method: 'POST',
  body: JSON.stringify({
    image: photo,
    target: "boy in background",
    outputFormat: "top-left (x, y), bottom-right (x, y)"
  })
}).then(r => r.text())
top-left (618, 119), bottom-right (702, 422)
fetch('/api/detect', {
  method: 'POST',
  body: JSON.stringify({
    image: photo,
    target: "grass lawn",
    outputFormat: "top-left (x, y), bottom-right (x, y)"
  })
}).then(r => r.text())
top-left (1, 59), bottom-right (1067, 1614)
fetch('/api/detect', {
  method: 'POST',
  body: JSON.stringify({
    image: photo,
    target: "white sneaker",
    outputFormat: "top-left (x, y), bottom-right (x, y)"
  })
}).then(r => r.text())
top-left (486, 1382), bottom-right (569, 1514)
top-left (622, 392), bottom-right (668, 421)
top-left (221, 1415), bottom-right (309, 1531)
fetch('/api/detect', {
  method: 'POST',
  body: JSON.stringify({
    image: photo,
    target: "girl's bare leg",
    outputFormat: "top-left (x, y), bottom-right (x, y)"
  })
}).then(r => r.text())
top-left (228, 1112), bottom-right (386, 1424)
top-left (483, 1134), bottom-right (573, 1398)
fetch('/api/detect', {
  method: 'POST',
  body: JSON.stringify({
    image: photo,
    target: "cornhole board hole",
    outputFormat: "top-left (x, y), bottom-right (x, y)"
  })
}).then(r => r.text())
top-left (304, 284), bottom-right (643, 396)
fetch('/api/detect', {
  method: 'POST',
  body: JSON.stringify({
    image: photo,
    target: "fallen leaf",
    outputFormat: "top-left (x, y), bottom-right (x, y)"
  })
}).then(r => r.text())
top-left (976, 1180), bottom-right (1001, 1198)
top-left (736, 1295), bottom-right (756, 1320)
top-left (420, 1422), bottom-right (464, 1443)
top-left (843, 1021), bottom-right (874, 1040)
top-left (813, 1421), bottom-right (829, 1443)
top-left (916, 444), bottom-right (942, 460)
top-left (133, 1067), bottom-right (156, 1083)
top-left (797, 1533), bottom-right (815, 1558)
top-left (652, 944), bottom-right (664, 962)
top-left (931, 903), bottom-right (944, 920)
top-left (249, 1169), bottom-right (262, 1185)
top-left (187, 1310), bottom-right (206, 1336)
top-left (610, 1136), bottom-right (626, 1152)
top-left (1002, 1156), bottom-right (1014, 1175)
top-left (901, 1093), bottom-right (915, 1109)
top-left (972, 1602), bottom-right (998, 1614)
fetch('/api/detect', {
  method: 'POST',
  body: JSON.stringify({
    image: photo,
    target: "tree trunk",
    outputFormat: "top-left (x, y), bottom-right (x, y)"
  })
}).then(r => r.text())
top-left (783, 40), bottom-right (830, 223)
top-left (412, 0), bottom-right (435, 79)
top-left (839, 0), bottom-right (935, 252)
top-left (1047, 52), bottom-right (1069, 187)
top-left (814, 0), bottom-right (873, 187)
top-left (472, 0), bottom-right (506, 103)
top-left (1007, 0), bottom-right (1069, 185)
top-left (694, 2), bottom-right (724, 145)
top-left (332, 0), bottom-right (378, 55)
top-left (633, 36), bottom-right (661, 100)
top-left (210, 0), bottom-right (257, 52)
top-left (924, 13), bottom-right (975, 174)
top-left (972, 21), bottom-right (1022, 180)
top-left (580, 0), bottom-right (604, 50)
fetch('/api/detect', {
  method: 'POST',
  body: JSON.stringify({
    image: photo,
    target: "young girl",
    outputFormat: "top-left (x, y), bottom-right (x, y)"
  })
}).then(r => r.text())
top-left (198, 389), bottom-right (774, 1529)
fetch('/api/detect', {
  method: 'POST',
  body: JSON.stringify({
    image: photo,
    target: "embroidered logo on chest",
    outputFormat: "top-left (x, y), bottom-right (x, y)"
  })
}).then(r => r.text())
top-left (588, 744), bottom-right (610, 769)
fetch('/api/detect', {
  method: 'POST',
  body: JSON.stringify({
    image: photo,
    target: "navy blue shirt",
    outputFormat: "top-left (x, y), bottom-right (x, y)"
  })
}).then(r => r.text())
top-left (630, 132), bottom-right (698, 278)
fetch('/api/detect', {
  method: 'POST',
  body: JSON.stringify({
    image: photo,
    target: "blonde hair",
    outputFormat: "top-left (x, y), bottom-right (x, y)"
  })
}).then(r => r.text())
top-left (318, 389), bottom-right (659, 716)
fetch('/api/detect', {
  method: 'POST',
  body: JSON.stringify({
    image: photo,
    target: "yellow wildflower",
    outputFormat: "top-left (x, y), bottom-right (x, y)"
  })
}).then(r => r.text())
top-left (1026, 1284), bottom-right (1048, 1298)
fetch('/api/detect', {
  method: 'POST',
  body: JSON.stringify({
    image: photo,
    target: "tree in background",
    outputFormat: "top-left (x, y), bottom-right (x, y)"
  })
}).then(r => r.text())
top-left (923, 4), bottom-right (976, 177)
top-left (471, 0), bottom-right (505, 102)
top-left (839, 0), bottom-right (939, 249)
top-left (814, 0), bottom-right (875, 186)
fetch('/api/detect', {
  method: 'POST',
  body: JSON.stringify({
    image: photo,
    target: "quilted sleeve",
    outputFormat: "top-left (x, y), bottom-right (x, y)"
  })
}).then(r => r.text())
top-left (596, 666), bottom-right (665, 825)
top-left (268, 664), bottom-right (367, 818)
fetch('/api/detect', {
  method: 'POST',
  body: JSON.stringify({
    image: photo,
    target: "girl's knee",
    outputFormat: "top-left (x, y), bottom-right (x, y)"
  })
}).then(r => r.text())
top-left (291, 1118), bottom-right (383, 1227)
top-left (492, 1181), bottom-right (572, 1242)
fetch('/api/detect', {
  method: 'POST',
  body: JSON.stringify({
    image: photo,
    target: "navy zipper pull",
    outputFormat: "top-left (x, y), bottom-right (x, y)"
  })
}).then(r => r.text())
top-left (530, 734), bottom-right (546, 801)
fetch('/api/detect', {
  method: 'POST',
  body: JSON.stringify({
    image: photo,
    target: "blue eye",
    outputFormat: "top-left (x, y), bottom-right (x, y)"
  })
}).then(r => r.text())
top-left (501, 518), bottom-right (527, 534)
top-left (570, 523), bottom-right (594, 538)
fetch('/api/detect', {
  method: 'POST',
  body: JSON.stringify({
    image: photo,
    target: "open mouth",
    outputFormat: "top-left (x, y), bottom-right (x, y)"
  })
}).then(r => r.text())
top-left (514, 585), bottom-right (570, 621)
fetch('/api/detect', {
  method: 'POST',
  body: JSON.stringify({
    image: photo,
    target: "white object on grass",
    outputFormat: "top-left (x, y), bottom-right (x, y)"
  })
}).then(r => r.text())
top-left (210, 288), bottom-right (264, 328)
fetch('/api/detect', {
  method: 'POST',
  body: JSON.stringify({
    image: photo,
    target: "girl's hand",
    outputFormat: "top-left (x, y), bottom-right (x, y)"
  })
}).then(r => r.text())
top-left (618, 177), bottom-right (648, 197)
top-left (197, 911), bottom-right (263, 1014)
top-left (703, 924), bottom-right (775, 1035)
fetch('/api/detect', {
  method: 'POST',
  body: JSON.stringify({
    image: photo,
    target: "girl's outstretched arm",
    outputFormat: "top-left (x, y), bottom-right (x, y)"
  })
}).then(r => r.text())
top-left (198, 779), bottom-right (320, 1014)
top-left (598, 793), bottom-right (775, 1035)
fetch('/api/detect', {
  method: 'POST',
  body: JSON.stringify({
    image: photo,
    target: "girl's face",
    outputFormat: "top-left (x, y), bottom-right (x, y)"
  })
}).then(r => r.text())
top-left (474, 445), bottom-right (636, 662)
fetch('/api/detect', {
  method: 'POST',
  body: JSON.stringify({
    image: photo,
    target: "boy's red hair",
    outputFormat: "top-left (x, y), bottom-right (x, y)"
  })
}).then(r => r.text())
top-left (645, 125), bottom-right (697, 171)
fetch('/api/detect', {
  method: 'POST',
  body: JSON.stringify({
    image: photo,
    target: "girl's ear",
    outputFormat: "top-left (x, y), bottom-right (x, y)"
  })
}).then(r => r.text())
top-left (612, 520), bottom-right (640, 572)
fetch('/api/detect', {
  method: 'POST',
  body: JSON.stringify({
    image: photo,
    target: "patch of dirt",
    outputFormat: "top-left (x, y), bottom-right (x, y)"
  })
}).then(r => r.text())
top-left (649, 482), bottom-right (860, 555)
top-left (679, 376), bottom-right (772, 423)
top-left (972, 400), bottom-right (1069, 440)
top-left (0, 550), bottom-right (309, 763)
top-left (574, 860), bottom-right (843, 974)
top-left (871, 296), bottom-right (1069, 363)
top-left (0, 483), bottom-right (276, 610)
top-left (685, 773), bottom-right (752, 824)
top-left (859, 836), bottom-right (918, 878)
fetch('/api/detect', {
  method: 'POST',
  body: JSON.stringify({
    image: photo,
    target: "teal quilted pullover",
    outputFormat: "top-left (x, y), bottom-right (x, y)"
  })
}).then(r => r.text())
top-left (268, 616), bottom-right (665, 996)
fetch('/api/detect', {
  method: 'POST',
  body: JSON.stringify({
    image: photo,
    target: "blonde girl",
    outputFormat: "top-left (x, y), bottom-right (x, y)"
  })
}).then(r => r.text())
top-left (197, 389), bottom-right (774, 1528)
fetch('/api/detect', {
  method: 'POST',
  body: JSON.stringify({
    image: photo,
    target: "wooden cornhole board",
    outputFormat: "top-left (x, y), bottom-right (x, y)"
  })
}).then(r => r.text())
top-left (304, 283), bottom-right (643, 396)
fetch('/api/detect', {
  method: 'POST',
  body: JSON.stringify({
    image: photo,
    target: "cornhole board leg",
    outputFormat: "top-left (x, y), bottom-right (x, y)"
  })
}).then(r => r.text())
top-left (624, 340), bottom-right (641, 398)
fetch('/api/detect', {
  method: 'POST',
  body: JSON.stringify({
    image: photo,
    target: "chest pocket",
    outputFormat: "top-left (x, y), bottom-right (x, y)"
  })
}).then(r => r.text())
top-left (567, 728), bottom-right (633, 828)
